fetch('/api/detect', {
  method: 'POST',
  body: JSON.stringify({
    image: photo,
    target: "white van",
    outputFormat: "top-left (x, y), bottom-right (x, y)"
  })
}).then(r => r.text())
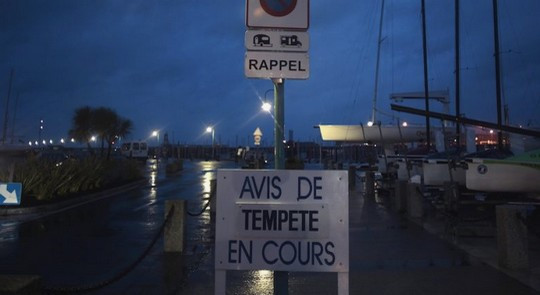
top-left (121, 141), bottom-right (148, 159)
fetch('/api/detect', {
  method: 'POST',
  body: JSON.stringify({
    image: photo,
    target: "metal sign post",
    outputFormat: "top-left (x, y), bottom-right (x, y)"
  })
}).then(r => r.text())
top-left (215, 1), bottom-right (351, 294)
top-left (273, 79), bottom-right (285, 170)
top-left (272, 77), bottom-right (287, 294)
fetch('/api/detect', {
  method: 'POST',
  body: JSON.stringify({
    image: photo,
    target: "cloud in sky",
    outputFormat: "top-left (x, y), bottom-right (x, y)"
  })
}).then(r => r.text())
top-left (1, 0), bottom-right (539, 146)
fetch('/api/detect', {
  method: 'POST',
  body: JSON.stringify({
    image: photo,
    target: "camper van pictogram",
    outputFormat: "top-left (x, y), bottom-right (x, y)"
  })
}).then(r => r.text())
top-left (280, 35), bottom-right (302, 47)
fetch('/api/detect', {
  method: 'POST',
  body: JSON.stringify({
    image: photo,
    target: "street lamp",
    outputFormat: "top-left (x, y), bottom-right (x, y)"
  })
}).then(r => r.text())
top-left (262, 89), bottom-right (273, 113)
top-left (261, 102), bottom-right (272, 113)
top-left (39, 119), bottom-right (44, 143)
top-left (206, 126), bottom-right (215, 160)
top-left (152, 130), bottom-right (159, 144)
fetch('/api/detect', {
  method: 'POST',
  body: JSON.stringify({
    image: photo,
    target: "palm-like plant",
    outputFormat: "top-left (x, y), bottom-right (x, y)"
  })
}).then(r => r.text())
top-left (92, 107), bottom-right (117, 157)
top-left (69, 106), bottom-right (133, 160)
top-left (105, 116), bottom-right (133, 160)
top-left (68, 106), bottom-right (94, 150)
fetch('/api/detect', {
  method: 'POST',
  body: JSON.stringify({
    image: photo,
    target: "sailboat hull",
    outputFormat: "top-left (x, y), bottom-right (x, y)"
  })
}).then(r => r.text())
top-left (423, 160), bottom-right (466, 186)
top-left (319, 125), bottom-right (432, 144)
top-left (466, 159), bottom-right (540, 193)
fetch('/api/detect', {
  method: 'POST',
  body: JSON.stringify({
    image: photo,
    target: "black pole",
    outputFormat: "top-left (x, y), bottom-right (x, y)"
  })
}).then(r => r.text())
top-left (2, 68), bottom-right (14, 144)
top-left (492, 0), bottom-right (504, 150)
top-left (10, 92), bottom-right (19, 144)
top-left (455, 0), bottom-right (461, 146)
top-left (390, 103), bottom-right (540, 138)
top-left (421, 0), bottom-right (431, 149)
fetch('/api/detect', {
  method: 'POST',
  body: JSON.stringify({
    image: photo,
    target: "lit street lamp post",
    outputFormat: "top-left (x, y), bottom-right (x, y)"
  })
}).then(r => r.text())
top-left (151, 130), bottom-right (160, 160)
top-left (206, 126), bottom-right (215, 160)
top-left (38, 119), bottom-right (44, 144)
top-left (152, 130), bottom-right (160, 145)
top-left (261, 101), bottom-right (272, 113)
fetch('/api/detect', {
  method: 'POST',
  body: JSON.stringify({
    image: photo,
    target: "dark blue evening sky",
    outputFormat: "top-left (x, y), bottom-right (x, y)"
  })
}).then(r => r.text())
top-left (1, 0), bottom-right (539, 146)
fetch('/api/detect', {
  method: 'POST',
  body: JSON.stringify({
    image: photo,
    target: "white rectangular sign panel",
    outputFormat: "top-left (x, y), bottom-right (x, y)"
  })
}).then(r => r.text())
top-left (215, 169), bottom-right (349, 272)
top-left (246, 0), bottom-right (309, 30)
top-left (245, 30), bottom-right (309, 52)
top-left (245, 51), bottom-right (309, 80)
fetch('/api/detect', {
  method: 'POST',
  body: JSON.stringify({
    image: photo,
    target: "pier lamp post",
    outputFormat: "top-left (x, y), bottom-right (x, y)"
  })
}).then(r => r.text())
top-left (206, 126), bottom-right (215, 160)
top-left (38, 119), bottom-right (44, 143)
top-left (152, 130), bottom-right (160, 145)
top-left (262, 89), bottom-right (273, 115)
top-left (261, 101), bottom-right (272, 113)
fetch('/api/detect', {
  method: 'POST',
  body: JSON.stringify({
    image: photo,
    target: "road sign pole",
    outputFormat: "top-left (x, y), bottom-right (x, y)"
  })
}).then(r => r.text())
top-left (273, 78), bottom-right (285, 170)
top-left (273, 78), bottom-right (288, 294)
top-left (245, 2), bottom-right (310, 293)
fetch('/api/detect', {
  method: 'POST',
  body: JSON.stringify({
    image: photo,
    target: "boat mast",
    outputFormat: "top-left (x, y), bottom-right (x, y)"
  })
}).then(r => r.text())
top-left (421, 0), bottom-right (431, 149)
top-left (371, 0), bottom-right (385, 124)
top-left (492, 0), bottom-right (504, 150)
top-left (2, 69), bottom-right (14, 144)
top-left (10, 92), bottom-right (19, 144)
top-left (454, 0), bottom-right (461, 146)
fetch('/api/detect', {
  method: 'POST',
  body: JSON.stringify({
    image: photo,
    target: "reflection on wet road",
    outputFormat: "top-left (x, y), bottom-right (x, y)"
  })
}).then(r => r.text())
top-left (0, 159), bottom-right (237, 290)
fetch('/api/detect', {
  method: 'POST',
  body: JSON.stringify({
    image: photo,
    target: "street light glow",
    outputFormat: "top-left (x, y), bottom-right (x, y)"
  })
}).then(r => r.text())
top-left (367, 121), bottom-right (374, 127)
top-left (402, 121), bottom-right (408, 127)
top-left (206, 126), bottom-right (215, 160)
top-left (152, 130), bottom-right (159, 137)
top-left (261, 102), bottom-right (272, 113)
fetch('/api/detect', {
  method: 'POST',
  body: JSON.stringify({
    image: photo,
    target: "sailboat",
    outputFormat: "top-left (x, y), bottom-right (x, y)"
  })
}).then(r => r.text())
top-left (1, 69), bottom-right (28, 156)
top-left (1, 69), bottom-right (29, 158)
top-left (318, 0), bottom-right (453, 182)
top-left (465, 148), bottom-right (540, 193)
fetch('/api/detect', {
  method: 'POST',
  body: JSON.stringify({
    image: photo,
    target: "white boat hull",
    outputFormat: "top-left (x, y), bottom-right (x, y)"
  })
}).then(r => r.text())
top-left (423, 160), bottom-right (466, 186)
top-left (377, 155), bottom-right (424, 181)
top-left (395, 159), bottom-right (423, 181)
top-left (466, 159), bottom-right (540, 193)
top-left (319, 125), bottom-right (433, 144)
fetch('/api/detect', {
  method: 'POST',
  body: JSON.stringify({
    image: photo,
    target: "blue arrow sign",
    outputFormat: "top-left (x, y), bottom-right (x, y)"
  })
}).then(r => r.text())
top-left (260, 0), bottom-right (297, 17)
top-left (0, 183), bottom-right (22, 205)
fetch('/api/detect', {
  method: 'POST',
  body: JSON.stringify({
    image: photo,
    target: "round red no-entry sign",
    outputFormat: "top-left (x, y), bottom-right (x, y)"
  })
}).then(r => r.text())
top-left (260, 0), bottom-right (297, 17)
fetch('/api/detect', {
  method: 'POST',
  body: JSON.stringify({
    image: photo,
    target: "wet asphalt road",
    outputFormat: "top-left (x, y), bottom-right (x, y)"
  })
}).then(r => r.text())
top-left (0, 159), bottom-right (237, 292)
